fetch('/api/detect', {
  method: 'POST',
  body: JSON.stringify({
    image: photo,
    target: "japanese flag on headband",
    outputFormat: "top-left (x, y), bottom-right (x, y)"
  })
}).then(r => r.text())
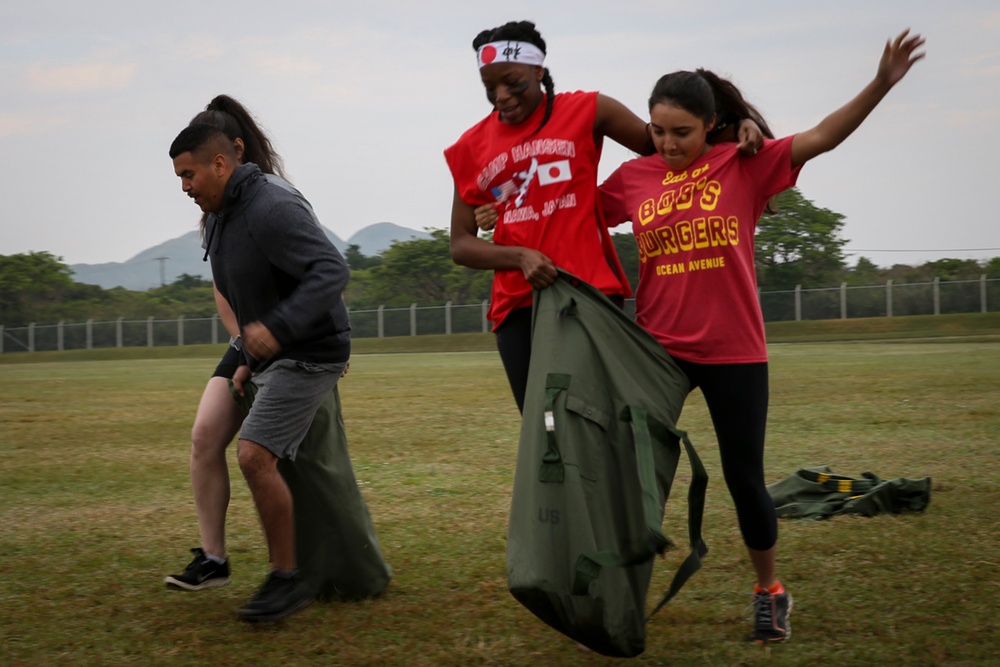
top-left (477, 41), bottom-right (546, 69)
top-left (537, 160), bottom-right (572, 186)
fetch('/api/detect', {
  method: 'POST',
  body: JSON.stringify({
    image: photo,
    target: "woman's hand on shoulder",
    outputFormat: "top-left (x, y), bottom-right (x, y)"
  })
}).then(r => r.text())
top-left (737, 119), bottom-right (765, 155)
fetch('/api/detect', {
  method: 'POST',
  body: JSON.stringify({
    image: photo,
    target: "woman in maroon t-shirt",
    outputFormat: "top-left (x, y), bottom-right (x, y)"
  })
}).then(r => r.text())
top-left (599, 30), bottom-right (924, 644)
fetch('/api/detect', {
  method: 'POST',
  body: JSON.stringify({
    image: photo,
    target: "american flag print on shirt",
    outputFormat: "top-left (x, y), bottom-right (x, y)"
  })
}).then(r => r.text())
top-left (491, 179), bottom-right (519, 204)
top-left (491, 158), bottom-right (539, 209)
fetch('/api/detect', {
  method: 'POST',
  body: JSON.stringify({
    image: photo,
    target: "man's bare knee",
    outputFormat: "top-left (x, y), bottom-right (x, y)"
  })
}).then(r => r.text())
top-left (237, 439), bottom-right (276, 478)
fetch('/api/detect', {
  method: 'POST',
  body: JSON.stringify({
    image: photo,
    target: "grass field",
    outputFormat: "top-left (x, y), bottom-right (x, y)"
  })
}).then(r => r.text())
top-left (1, 338), bottom-right (998, 666)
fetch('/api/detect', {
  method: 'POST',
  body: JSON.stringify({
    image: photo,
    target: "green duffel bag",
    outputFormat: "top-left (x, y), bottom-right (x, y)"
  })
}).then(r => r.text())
top-left (767, 466), bottom-right (931, 519)
top-left (231, 381), bottom-right (392, 601)
top-left (507, 271), bottom-right (708, 658)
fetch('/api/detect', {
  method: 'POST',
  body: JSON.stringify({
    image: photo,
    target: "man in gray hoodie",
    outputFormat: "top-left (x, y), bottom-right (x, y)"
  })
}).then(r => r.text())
top-left (169, 123), bottom-right (350, 622)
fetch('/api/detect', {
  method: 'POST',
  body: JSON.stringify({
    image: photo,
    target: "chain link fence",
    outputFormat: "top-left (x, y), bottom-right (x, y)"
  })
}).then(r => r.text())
top-left (2, 277), bottom-right (997, 354)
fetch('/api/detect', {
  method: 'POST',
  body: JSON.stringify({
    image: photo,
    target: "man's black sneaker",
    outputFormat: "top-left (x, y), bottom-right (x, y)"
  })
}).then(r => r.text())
top-left (164, 547), bottom-right (231, 591)
top-left (238, 570), bottom-right (312, 623)
top-left (750, 586), bottom-right (793, 644)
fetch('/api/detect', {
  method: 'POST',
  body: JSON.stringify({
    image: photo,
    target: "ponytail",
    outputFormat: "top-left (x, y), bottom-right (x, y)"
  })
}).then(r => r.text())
top-left (649, 69), bottom-right (774, 140)
top-left (188, 94), bottom-right (287, 235)
top-left (189, 94), bottom-right (286, 179)
top-left (695, 69), bottom-right (774, 141)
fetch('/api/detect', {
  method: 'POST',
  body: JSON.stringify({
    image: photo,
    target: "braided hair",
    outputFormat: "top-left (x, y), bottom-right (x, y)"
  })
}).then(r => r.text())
top-left (473, 20), bottom-right (555, 135)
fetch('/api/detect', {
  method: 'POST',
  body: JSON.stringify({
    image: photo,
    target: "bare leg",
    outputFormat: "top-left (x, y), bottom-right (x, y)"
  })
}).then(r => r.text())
top-left (190, 376), bottom-right (244, 558)
top-left (748, 545), bottom-right (777, 589)
top-left (237, 439), bottom-right (296, 572)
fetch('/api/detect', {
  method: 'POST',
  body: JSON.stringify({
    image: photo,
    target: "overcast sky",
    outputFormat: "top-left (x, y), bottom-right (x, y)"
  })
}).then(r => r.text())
top-left (2, 0), bottom-right (997, 270)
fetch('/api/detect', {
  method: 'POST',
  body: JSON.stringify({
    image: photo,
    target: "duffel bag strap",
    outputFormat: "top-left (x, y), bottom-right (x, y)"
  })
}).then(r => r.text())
top-left (647, 420), bottom-right (709, 620)
top-left (570, 405), bottom-right (709, 615)
top-left (539, 373), bottom-right (571, 483)
top-left (797, 468), bottom-right (880, 494)
top-left (626, 406), bottom-right (671, 555)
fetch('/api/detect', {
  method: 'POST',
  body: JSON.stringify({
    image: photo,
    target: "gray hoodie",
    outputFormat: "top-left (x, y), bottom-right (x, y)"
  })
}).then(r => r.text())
top-left (204, 163), bottom-right (350, 371)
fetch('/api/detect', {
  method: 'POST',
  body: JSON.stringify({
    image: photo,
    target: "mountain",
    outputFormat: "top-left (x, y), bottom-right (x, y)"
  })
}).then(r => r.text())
top-left (345, 222), bottom-right (432, 256)
top-left (68, 223), bottom-right (427, 290)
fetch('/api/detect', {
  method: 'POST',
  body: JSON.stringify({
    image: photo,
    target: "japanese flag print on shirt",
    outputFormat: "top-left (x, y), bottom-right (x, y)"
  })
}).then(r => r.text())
top-left (537, 159), bottom-right (572, 186)
top-left (444, 91), bottom-right (632, 329)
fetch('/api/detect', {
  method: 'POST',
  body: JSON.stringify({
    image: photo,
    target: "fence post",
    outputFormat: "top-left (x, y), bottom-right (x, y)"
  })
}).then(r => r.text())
top-left (212, 314), bottom-right (219, 345)
top-left (86, 319), bottom-right (93, 349)
top-left (147, 316), bottom-right (154, 347)
top-left (840, 283), bottom-right (847, 320)
top-left (58, 320), bottom-right (64, 351)
top-left (410, 304), bottom-right (417, 336)
top-left (28, 323), bottom-right (35, 353)
top-left (886, 279), bottom-right (893, 318)
top-left (981, 274), bottom-right (988, 313)
top-left (445, 300), bottom-right (452, 335)
top-left (933, 277), bottom-right (940, 315)
top-left (482, 300), bottom-right (489, 333)
top-left (116, 317), bottom-right (123, 348)
top-left (794, 285), bottom-right (802, 321)
top-left (377, 305), bottom-right (385, 338)
top-left (178, 315), bottom-right (185, 346)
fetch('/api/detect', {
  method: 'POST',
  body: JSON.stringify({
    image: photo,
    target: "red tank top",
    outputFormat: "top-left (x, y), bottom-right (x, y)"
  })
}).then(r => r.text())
top-left (445, 91), bottom-right (631, 329)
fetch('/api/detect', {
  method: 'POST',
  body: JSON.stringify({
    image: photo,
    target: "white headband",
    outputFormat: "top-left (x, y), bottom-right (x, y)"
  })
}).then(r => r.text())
top-left (477, 41), bottom-right (546, 69)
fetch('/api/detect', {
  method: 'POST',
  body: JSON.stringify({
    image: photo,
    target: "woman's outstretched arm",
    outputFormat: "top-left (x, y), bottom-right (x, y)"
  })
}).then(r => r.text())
top-left (791, 29), bottom-right (925, 168)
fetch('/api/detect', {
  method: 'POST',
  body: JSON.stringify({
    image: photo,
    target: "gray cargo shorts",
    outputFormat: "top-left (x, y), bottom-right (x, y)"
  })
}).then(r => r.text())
top-left (240, 358), bottom-right (346, 461)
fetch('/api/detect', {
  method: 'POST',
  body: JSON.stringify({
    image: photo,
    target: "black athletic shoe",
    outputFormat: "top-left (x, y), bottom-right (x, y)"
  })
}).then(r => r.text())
top-left (750, 587), bottom-right (793, 644)
top-left (238, 571), bottom-right (312, 623)
top-left (164, 547), bottom-right (231, 591)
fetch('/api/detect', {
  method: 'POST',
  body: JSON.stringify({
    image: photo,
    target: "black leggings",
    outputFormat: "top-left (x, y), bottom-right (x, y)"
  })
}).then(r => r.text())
top-left (212, 344), bottom-right (241, 379)
top-left (494, 307), bottom-right (534, 413)
top-left (495, 296), bottom-right (625, 414)
top-left (674, 358), bottom-right (777, 552)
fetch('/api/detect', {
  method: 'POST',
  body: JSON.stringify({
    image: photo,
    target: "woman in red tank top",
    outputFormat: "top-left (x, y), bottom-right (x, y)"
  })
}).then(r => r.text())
top-left (444, 20), bottom-right (761, 412)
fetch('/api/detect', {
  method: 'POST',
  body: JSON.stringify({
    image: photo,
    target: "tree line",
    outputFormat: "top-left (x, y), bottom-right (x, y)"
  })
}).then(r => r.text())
top-left (2, 188), bottom-right (997, 327)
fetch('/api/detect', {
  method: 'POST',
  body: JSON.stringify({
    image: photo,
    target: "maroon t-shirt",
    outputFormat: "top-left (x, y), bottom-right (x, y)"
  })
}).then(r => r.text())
top-left (600, 136), bottom-right (800, 363)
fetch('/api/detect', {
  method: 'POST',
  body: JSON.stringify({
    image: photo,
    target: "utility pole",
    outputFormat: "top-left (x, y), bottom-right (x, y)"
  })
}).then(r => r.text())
top-left (155, 256), bottom-right (168, 287)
